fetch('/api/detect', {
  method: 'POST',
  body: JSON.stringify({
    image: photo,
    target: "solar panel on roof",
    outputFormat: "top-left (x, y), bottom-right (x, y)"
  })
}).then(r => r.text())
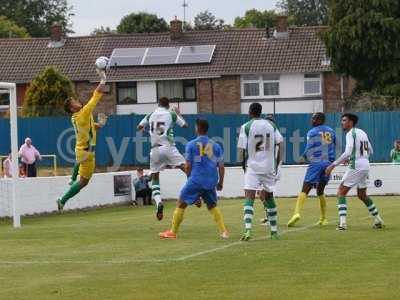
top-left (177, 45), bottom-right (215, 64)
top-left (142, 47), bottom-right (180, 66)
top-left (109, 48), bottom-right (146, 67)
top-left (109, 45), bottom-right (216, 67)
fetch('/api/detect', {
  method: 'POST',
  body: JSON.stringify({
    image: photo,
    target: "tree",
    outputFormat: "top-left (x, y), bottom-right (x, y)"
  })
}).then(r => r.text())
top-left (324, 0), bottom-right (400, 96)
top-left (194, 10), bottom-right (226, 31)
top-left (0, 0), bottom-right (73, 37)
top-left (23, 67), bottom-right (75, 117)
top-left (234, 9), bottom-right (278, 28)
top-left (277, 0), bottom-right (329, 26)
top-left (117, 12), bottom-right (168, 34)
top-left (0, 16), bottom-right (29, 38)
top-left (91, 26), bottom-right (116, 36)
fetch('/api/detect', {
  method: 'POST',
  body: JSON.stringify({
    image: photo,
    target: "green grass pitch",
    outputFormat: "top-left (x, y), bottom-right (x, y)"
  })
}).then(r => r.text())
top-left (0, 196), bottom-right (399, 300)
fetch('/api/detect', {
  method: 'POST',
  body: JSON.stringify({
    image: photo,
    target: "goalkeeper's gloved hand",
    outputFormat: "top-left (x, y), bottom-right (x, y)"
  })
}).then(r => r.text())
top-left (96, 68), bottom-right (107, 85)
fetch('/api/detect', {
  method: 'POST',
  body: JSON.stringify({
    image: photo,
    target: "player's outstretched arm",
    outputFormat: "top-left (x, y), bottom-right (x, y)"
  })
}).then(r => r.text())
top-left (171, 106), bottom-right (188, 128)
top-left (81, 70), bottom-right (107, 116)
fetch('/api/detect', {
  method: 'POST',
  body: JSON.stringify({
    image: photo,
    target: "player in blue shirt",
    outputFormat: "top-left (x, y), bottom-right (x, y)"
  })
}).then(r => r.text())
top-left (288, 112), bottom-right (336, 227)
top-left (159, 119), bottom-right (228, 239)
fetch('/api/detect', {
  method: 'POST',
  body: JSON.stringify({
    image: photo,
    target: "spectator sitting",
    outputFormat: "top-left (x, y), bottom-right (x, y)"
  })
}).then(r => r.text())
top-left (19, 163), bottom-right (26, 178)
top-left (19, 137), bottom-right (41, 177)
top-left (390, 140), bottom-right (400, 164)
top-left (133, 168), bottom-right (152, 205)
top-left (2, 151), bottom-right (12, 178)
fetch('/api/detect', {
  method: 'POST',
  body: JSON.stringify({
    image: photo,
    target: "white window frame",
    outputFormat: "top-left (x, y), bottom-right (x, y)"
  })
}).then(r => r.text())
top-left (303, 73), bottom-right (322, 96)
top-left (241, 74), bottom-right (280, 99)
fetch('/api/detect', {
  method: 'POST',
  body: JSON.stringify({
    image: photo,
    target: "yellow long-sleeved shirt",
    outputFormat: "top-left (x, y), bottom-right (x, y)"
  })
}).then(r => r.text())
top-left (71, 90), bottom-right (103, 151)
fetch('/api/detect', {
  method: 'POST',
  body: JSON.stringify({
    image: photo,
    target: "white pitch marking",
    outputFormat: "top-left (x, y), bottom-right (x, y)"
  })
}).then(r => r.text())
top-left (3, 208), bottom-right (388, 265)
top-left (0, 224), bottom-right (317, 266)
top-left (177, 223), bottom-right (317, 261)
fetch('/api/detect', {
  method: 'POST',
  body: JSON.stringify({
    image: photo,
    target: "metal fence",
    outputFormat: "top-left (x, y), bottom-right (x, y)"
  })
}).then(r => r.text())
top-left (0, 112), bottom-right (399, 167)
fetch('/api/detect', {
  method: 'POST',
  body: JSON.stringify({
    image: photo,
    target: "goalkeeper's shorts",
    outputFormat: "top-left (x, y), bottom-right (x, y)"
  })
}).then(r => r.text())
top-left (76, 150), bottom-right (95, 180)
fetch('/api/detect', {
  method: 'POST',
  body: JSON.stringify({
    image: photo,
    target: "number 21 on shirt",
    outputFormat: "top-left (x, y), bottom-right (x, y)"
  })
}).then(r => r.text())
top-left (254, 134), bottom-right (271, 152)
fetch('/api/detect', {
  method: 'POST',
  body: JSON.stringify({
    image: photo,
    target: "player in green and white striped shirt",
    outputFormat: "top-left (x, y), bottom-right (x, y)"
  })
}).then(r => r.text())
top-left (326, 113), bottom-right (384, 230)
top-left (137, 97), bottom-right (188, 221)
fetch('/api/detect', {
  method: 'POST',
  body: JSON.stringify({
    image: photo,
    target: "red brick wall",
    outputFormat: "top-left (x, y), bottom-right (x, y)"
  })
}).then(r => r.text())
top-left (197, 76), bottom-right (241, 113)
top-left (74, 81), bottom-right (116, 115)
top-left (16, 84), bottom-right (28, 107)
top-left (323, 73), bottom-right (356, 112)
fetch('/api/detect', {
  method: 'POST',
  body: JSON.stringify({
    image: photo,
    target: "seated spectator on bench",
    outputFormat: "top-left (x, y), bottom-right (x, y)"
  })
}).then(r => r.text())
top-left (390, 140), bottom-right (400, 164)
top-left (134, 168), bottom-right (152, 205)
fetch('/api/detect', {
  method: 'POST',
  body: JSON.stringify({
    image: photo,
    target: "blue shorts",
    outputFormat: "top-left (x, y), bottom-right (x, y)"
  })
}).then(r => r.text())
top-left (304, 162), bottom-right (331, 185)
top-left (180, 180), bottom-right (217, 206)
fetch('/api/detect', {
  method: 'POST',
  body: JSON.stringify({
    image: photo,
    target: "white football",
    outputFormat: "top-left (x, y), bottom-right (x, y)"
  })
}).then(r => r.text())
top-left (95, 56), bottom-right (109, 70)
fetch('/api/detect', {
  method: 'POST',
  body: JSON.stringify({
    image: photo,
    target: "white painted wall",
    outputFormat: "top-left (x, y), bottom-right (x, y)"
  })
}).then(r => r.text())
top-left (240, 73), bottom-right (324, 114)
top-left (158, 164), bottom-right (399, 198)
top-left (241, 99), bottom-right (323, 114)
top-left (117, 102), bottom-right (197, 115)
top-left (1, 164), bottom-right (397, 217)
top-left (0, 171), bottom-right (135, 217)
top-left (137, 81), bottom-right (157, 103)
top-left (280, 73), bottom-right (308, 98)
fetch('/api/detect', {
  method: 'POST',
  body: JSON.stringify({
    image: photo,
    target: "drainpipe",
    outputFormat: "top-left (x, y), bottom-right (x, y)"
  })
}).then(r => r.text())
top-left (340, 75), bottom-right (344, 112)
top-left (210, 78), bottom-right (214, 113)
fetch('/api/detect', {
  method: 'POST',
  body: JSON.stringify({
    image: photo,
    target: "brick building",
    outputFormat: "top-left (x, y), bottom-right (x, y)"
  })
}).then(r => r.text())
top-left (0, 17), bottom-right (354, 115)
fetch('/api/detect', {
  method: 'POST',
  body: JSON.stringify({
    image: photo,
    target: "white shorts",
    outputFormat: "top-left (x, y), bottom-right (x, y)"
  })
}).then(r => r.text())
top-left (244, 171), bottom-right (276, 192)
top-left (150, 145), bottom-right (185, 174)
top-left (341, 169), bottom-right (369, 189)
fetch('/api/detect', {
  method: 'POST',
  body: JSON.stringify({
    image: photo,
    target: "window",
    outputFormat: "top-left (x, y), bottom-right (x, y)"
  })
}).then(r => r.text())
top-left (157, 80), bottom-right (196, 102)
top-left (117, 82), bottom-right (137, 104)
top-left (304, 73), bottom-right (321, 95)
top-left (262, 74), bottom-right (280, 96)
top-left (242, 74), bottom-right (280, 98)
top-left (0, 91), bottom-right (9, 109)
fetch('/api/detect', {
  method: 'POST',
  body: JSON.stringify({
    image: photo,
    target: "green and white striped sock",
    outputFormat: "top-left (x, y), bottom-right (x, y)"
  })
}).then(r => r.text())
top-left (152, 179), bottom-right (162, 206)
top-left (365, 197), bottom-right (383, 224)
top-left (338, 196), bottom-right (347, 225)
top-left (264, 195), bottom-right (278, 234)
top-left (243, 199), bottom-right (254, 232)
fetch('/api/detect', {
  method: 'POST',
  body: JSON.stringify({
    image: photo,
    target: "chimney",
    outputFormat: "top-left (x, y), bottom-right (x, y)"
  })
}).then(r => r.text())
top-left (48, 22), bottom-right (65, 48)
top-left (274, 15), bottom-right (289, 39)
top-left (51, 22), bottom-right (63, 41)
top-left (170, 17), bottom-right (183, 40)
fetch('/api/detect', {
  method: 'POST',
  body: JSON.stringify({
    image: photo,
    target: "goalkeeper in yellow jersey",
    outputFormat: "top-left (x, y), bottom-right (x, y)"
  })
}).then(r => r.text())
top-left (56, 70), bottom-right (107, 210)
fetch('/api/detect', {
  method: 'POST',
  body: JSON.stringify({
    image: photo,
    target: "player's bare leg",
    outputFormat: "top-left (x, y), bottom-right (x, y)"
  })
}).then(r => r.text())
top-left (357, 188), bottom-right (384, 229)
top-left (336, 184), bottom-right (351, 230)
top-left (241, 189), bottom-right (256, 241)
top-left (316, 182), bottom-right (328, 226)
top-left (159, 200), bottom-right (188, 239)
top-left (57, 176), bottom-right (89, 211)
top-left (288, 183), bottom-right (312, 227)
top-left (151, 172), bottom-right (164, 220)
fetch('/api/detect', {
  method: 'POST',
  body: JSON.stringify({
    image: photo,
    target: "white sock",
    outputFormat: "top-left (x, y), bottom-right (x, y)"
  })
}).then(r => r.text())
top-left (340, 215), bottom-right (347, 226)
top-left (153, 194), bottom-right (162, 206)
top-left (374, 215), bottom-right (383, 224)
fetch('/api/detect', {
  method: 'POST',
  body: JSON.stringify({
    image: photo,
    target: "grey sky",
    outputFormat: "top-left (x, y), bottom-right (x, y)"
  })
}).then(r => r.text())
top-left (69, 0), bottom-right (277, 36)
